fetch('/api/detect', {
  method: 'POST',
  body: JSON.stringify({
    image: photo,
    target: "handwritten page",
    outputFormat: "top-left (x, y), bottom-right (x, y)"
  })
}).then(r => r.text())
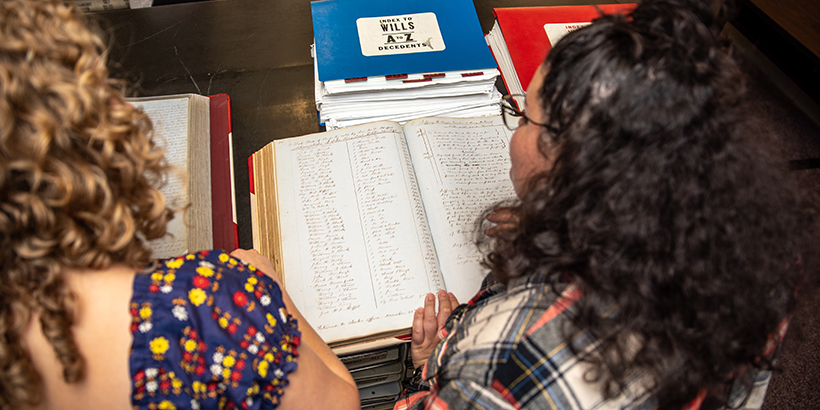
top-left (403, 116), bottom-right (516, 302)
top-left (273, 122), bottom-right (445, 343)
top-left (131, 98), bottom-right (191, 259)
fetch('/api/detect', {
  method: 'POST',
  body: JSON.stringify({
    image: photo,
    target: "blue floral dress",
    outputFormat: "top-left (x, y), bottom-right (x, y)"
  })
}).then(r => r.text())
top-left (129, 250), bottom-right (301, 410)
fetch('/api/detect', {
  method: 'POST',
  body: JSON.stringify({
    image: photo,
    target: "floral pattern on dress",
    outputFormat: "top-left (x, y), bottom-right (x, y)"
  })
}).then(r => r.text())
top-left (130, 250), bottom-right (300, 410)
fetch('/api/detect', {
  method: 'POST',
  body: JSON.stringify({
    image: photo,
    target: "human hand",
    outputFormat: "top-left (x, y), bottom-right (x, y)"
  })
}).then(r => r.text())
top-left (484, 206), bottom-right (520, 237)
top-left (411, 290), bottom-right (459, 369)
top-left (230, 249), bottom-right (281, 286)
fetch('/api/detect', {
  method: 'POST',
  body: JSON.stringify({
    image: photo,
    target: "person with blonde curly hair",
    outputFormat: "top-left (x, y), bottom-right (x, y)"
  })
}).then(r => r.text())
top-left (0, 1), bottom-right (359, 409)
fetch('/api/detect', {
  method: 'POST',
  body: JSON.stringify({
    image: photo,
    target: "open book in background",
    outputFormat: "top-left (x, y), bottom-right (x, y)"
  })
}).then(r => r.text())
top-left (486, 4), bottom-right (636, 106)
top-left (311, 0), bottom-right (502, 130)
top-left (129, 93), bottom-right (238, 259)
top-left (249, 116), bottom-right (516, 347)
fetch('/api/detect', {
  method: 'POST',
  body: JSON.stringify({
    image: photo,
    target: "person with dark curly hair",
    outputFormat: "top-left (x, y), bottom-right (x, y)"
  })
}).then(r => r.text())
top-left (0, 1), bottom-right (359, 409)
top-left (398, 0), bottom-right (816, 409)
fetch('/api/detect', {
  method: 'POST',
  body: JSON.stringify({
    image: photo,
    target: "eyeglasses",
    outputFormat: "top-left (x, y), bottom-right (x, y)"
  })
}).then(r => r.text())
top-left (500, 94), bottom-right (558, 133)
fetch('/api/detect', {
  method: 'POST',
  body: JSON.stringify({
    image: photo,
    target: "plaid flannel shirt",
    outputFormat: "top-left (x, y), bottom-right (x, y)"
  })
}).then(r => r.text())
top-left (394, 273), bottom-right (775, 410)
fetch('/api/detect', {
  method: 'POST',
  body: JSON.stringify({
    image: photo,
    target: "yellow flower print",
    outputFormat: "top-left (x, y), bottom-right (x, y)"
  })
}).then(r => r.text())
top-left (223, 356), bottom-right (236, 368)
top-left (266, 313), bottom-right (277, 328)
top-left (158, 400), bottom-right (176, 410)
top-left (218, 317), bottom-right (229, 329)
top-left (193, 381), bottom-right (206, 394)
top-left (219, 253), bottom-right (230, 263)
top-left (172, 378), bottom-right (183, 390)
top-left (189, 288), bottom-right (207, 306)
top-left (248, 277), bottom-right (258, 285)
top-left (186, 253), bottom-right (196, 260)
top-left (258, 360), bottom-right (269, 378)
top-left (139, 306), bottom-right (152, 319)
top-left (165, 273), bottom-right (176, 282)
top-left (228, 258), bottom-right (238, 265)
top-left (222, 367), bottom-right (231, 379)
top-left (196, 266), bottom-right (215, 277)
top-left (184, 339), bottom-right (197, 352)
top-left (151, 272), bottom-right (164, 281)
top-left (150, 337), bottom-right (170, 355)
top-left (246, 383), bottom-right (260, 396)
top-left (264, 353), bottom-right (274, 362)
top-left (166, 259), bottom-right (184, 269)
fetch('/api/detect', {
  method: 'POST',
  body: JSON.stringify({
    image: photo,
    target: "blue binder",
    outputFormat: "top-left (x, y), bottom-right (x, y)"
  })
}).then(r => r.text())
top-left (311, 0), bottom-right (497, 82)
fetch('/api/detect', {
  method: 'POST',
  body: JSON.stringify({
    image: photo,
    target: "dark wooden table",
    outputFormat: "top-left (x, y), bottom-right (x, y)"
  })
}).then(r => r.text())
top-left (96, 0), bottom-right (612, 249)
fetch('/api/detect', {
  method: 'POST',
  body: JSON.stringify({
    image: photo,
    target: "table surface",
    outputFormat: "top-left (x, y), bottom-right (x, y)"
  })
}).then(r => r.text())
top-left (749, 0), bottom-right (820, 60)
top-left (97, 0), bottom-right (612, 249)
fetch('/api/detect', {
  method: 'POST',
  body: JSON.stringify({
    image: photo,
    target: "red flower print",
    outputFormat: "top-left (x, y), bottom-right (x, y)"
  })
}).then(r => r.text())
top-left (130, 323), bottom-right (138, 333)
top-left (208, 382), bottom-right (217, 391)
top-left (254, 290), bottom-right (262, 299)
top-left (231, 370), bottom-right (242, 381)
top-left (212, 312), bottom-right (219, 320)
top-left (240, 340), bottom-right (249, 349)
top-left (195, 365), bottom-right (205, 375)
top-left (183, 352), bottom-right (193, 362)
top-left (160, 379), bottom-right (171, 390)
top-left (193, 276), bottom-right (211, 289)
top-left (149, 284), bottom-right (159, 293)
top-left (247, 326), bottom-right (257, 335)
top-left (134, 370), bottom-right (145, 381)
top-left (198, 341), bottom-right (207, 351)
top-left (264, 384), bottom-right (275, 392)
top-left (235, 359), bottom-right (246, 370)
top-left (233, 291), bottom-right (248, 307)
top-left (227, 323), bottom-right (238, 334)
top-left (189, 329), bottom-right (198, 339)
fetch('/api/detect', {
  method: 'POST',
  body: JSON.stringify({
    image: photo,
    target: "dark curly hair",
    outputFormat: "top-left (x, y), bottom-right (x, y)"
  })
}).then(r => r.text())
top-left (483, 0), bottom-right (816, 407)
top-left (0, 0), bottom-right (174, 407)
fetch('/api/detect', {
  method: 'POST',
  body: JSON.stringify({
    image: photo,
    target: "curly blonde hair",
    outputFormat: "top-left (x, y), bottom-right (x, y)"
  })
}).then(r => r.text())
top-left (0, 0), bottom-right (174, 406)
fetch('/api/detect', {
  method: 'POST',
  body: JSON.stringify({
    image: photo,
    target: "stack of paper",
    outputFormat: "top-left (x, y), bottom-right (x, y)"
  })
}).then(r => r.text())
top-left (311, 0), bottom-right (501, 130)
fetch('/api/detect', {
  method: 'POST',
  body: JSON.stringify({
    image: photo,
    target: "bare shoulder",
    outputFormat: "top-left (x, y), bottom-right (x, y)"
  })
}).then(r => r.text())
top-left (20, 265), bottom-right (138, 410)
top-left (277, 340), bottom-right (361, 410)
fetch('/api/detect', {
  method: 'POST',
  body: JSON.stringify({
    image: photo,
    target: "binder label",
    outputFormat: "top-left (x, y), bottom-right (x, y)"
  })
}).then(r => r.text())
top-left (356, 12), bottom-right (445, 57)
top-left (543, 22), bottom-right (591, 46)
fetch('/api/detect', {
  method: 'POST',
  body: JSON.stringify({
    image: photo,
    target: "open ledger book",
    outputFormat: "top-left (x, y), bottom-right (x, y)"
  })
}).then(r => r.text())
top-left (249, 116), bottom-right (515, 346)
top-left (129, 93), bottom-right (238, 259)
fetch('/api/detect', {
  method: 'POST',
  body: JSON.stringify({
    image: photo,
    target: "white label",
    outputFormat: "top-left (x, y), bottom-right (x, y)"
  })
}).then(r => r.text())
top-left (356, 12), bottom-right (445, 57)
top-left (543, 22), bottom-right (590, 46)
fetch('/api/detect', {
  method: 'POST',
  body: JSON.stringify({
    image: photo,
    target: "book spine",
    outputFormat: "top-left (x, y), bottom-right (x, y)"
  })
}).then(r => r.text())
top-left (248, 155), bottom-right (258, 251)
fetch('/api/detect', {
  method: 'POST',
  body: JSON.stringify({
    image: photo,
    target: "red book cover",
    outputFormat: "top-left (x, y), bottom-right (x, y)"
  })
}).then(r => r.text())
top-left (492, 4), bottom-right (635, 93)
top-left (208, 93), bottom-right (239, 251)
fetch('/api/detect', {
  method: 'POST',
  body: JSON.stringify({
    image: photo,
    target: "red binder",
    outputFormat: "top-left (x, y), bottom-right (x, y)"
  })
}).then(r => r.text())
top-left (208, 93), bottom-right (239, 251)
top-left (490, 4), bottom-right (635, 93)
